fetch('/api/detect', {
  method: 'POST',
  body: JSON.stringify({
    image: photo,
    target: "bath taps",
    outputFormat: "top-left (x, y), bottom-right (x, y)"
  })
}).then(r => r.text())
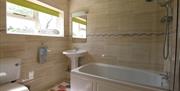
top-left (160, 73), bottom-right (169, 80)
top-left (160, 73), bottom-right (169, 88)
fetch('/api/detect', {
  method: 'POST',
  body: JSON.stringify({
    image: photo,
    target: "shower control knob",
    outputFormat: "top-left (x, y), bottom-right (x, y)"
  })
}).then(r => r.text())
top-left (161, 16), bottom-right (173, 23)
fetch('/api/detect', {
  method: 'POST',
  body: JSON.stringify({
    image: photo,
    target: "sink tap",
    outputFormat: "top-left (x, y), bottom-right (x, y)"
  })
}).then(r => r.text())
top-left (74, 47), bottom-right (79, 51)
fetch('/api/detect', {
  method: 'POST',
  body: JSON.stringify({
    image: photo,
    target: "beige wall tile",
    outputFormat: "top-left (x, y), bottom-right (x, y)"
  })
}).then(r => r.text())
top-left (0, 0), bottom-right (70, 91)
top-left (70, 0), bottom-right (167, 72)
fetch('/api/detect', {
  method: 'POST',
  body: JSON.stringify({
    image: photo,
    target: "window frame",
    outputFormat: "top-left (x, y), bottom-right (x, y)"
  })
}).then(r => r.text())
top-left (6, 2), bottom-right (64, 37)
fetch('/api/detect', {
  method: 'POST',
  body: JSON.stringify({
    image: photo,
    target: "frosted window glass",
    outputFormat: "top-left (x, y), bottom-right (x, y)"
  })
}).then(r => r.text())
top-left (38, 12), bottom-right (63, 36)
top-left (7, 16), bottom-right (35, 34)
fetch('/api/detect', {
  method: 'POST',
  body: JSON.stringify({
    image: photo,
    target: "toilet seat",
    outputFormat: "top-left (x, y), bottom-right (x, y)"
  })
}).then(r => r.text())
top-left (0, 83), bottom-right (29, 91)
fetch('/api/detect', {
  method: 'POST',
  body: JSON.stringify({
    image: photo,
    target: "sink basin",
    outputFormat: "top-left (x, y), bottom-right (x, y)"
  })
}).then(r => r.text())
top-left (63, 49), bottom-right (87, 58)
top-left (63, 49), bottom-right (87, 70)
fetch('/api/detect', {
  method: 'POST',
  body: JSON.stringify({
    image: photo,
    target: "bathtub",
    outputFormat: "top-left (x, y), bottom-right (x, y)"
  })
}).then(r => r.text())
top-left (71, 63), bottom-right (169, 91)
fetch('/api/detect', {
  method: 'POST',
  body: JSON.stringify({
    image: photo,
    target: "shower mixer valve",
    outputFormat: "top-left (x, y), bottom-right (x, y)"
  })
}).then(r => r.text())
top-left (161, 16), bottom-right (173, 23)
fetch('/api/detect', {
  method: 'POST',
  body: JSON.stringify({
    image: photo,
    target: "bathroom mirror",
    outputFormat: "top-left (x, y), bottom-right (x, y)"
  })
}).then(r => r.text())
top-left (72, 11), bottom-right (87, 39)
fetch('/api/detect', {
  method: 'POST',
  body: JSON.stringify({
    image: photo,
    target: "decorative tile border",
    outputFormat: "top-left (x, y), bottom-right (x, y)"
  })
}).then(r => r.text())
top-left (0, 29), bottom-right (175, 38)
top-left (87, 32), bottom-right (174, 37)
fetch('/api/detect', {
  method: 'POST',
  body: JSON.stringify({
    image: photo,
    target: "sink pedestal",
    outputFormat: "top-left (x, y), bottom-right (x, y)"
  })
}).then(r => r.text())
top-left (63, 49), bottom-right (87, 70)
top-left (70, 57), bottom-right (79, 69)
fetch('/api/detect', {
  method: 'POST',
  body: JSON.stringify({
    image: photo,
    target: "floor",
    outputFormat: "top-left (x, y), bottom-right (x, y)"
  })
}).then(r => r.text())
top-left (48, 82), bottom-right (70, 91)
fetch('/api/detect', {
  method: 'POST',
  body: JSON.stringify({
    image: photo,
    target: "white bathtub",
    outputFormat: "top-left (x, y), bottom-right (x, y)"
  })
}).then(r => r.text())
top-left (71, 63), bottom-right (169, 91)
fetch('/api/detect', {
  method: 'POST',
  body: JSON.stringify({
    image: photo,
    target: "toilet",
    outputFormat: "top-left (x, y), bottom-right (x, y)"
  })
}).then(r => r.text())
top-left (0, 58), bottom-right (29, 91)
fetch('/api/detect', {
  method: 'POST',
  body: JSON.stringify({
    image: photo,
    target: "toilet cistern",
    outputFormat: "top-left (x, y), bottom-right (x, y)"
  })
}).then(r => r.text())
top-left (63, 49), bottom-right (87, 70)
top-left (0, 58), bottom-right (29, 91)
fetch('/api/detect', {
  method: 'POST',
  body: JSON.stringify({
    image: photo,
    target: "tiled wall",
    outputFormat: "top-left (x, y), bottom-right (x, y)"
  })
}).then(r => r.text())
top-left (170, 0), bottom-right (179, 90)
top-left (0, 0), bottom-right (176, 90)
top-left (0, 0), bottom-right (70, 91)
top-left (70, 0), bottom-right (166, 72)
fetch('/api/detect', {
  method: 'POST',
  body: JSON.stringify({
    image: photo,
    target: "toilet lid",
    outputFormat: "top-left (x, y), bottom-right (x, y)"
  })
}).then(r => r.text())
top-left (0, 83), bottom-right (29, 91)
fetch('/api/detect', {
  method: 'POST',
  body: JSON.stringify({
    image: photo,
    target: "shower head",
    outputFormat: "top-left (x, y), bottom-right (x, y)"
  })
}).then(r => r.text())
top-left (145, 0), bottom-right (170, 7)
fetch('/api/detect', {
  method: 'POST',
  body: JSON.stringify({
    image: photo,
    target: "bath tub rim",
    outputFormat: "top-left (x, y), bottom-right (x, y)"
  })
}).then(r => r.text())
top-left (71, 63), bottom-right (168, 91)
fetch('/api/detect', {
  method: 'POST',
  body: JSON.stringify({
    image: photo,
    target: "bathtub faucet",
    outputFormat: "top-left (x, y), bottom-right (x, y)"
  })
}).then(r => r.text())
top-left (160, 72), bottom-right (169, 89)
top-left (160, 73), bottom-right (169, 80)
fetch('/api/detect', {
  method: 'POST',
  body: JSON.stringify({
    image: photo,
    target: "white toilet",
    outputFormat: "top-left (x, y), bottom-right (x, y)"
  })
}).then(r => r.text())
top-left (0, 58), bottom-right (29, 91)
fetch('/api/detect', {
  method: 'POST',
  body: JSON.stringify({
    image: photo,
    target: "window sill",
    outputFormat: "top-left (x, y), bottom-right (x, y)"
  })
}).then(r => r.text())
top-left (7, 32), bottom-right (64, 37)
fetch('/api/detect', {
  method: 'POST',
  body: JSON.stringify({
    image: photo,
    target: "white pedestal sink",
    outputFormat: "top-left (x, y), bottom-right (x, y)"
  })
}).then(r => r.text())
top-left (63, 49), bottom-right (87, 70)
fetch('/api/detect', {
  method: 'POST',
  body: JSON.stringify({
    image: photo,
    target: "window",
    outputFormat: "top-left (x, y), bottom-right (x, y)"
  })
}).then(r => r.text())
top-left (6, 1), bottom-right (64, 37)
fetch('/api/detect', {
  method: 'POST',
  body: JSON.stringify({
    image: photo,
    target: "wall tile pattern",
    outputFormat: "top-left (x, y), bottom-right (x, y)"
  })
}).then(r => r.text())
top-left (0, 0), bottom-right (70, 91)
top-left (70, 0), bottom-right (169, 72)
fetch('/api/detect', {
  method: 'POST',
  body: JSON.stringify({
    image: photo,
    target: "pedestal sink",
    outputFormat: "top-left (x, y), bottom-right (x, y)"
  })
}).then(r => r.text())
top-left (63, 49), bottom-right (87, 70)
